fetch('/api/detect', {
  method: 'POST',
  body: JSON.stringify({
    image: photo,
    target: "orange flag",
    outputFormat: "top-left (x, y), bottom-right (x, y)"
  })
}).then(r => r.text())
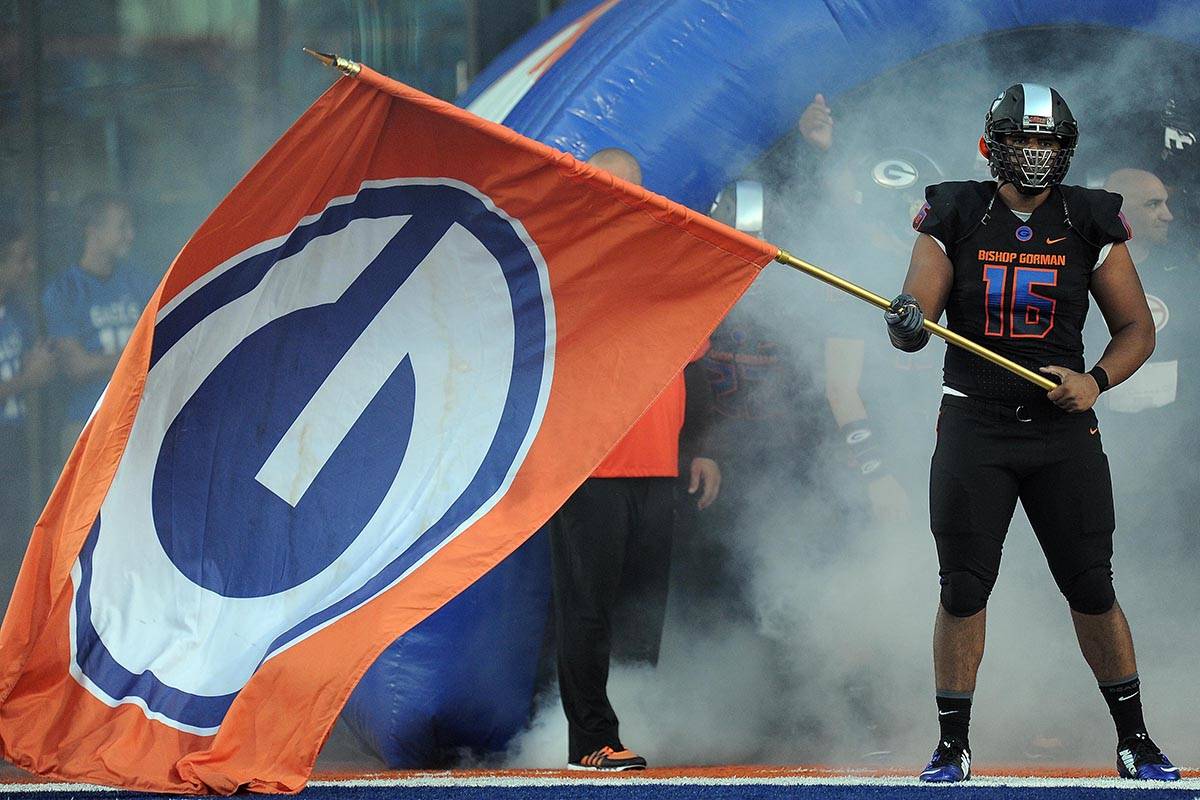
top-left (0, 65), bottom-right (772, 793)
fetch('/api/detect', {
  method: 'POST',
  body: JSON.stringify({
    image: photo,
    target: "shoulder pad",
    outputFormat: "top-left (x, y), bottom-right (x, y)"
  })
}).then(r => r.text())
top-left (1060, 185), bottom-right (1131, 246)
top-left (914, 181), bottom-right (994, 246)
top-left (927, 180), bottom-right (994, 209)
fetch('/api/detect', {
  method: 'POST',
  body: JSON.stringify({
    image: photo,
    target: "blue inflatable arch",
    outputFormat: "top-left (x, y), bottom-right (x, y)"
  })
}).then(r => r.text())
top-left (461, 0), bottom-right (1200, 210)
top-left (341, 0), bottom-right (1200, 767)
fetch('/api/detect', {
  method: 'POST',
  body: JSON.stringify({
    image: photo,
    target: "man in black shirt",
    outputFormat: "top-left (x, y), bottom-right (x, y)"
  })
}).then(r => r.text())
top-left (1098, 168), bottom-right (1200, 562)
top-left (1101, 169), bottom-right (1195, 425)
top-left (884, 84), bottom-right (1178, 783)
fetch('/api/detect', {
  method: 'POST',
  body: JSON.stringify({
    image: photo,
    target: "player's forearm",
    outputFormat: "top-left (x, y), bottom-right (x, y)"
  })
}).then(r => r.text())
top-left (825, 338), bottom-right (867, 427)
top-left (825, 382), bottom-right (867, 428)
top-left (1095, 319), bottom-right (1155, 387)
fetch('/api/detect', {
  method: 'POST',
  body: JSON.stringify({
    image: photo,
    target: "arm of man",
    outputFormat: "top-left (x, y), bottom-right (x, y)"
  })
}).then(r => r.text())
top-left (681, 354), bottom-right (721, 510)
top-left (0, 343), bottom-right (56, 400)
top-left (56, 337), bottom-right (121, 383)
top-left (901, 233), bottom-right (953, 323)
top-left (1089, 243), bottom-right (1156, 384)
top-left (824, 336), bottom-right (867, 428)
top-left (885, 233), bottom-right (954, 351)
top-left (828, 336), bottom-right (914, 523)
top-left (1040, 243), bottom-right (1155, 411)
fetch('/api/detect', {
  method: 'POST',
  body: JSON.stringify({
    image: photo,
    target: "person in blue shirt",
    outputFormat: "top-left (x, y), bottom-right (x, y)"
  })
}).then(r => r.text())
top-left (0, 224), bottom-right (55, 610)
top-left (42, 194), bottom-right (155, 457)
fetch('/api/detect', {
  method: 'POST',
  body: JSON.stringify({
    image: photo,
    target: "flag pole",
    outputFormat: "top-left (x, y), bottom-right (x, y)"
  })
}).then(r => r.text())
top-left (294, 50), bottom-right (1053, 394)
top-left (302, 47), bottom-right (362, 77)
top-left (773, 248), bottom-right (1056, 391)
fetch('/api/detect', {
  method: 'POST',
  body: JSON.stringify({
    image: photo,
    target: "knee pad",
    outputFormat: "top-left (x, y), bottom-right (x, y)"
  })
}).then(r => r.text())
top-left (939, 570), bottom-right (992, 617)
top-left (1062, 565), bottom-right (1115, 615)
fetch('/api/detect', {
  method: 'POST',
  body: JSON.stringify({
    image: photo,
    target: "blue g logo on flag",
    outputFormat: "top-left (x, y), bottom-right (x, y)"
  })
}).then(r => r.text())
top-left (70, 181), bottom-right (555, 733)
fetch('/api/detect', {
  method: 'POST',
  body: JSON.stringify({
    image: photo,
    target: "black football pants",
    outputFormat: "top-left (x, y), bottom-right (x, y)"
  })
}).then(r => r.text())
top-left (930, 395), bottom-right (1117, 617)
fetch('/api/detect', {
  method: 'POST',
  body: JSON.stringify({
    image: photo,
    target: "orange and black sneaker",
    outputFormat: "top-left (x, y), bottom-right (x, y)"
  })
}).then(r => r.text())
top-left (567, 745), bottom-right (647, 771)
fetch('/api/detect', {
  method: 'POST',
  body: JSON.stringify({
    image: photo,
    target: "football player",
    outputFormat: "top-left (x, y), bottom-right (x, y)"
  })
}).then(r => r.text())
top-left (885, 84), bottom-right (1178, 783)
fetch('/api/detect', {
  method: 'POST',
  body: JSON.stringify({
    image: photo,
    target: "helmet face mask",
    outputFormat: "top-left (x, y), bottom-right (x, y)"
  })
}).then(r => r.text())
top-left (987, 136), bottom-right (1073, 194)
top-left (984, 83), bottom-right (1078, 194)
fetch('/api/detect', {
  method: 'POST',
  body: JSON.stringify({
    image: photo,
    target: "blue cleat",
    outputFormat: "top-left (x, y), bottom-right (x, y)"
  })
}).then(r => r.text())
top-left (1117, 733), bottom-right (1181, 781)
top-left (919, 738), bottom-right (971, 783)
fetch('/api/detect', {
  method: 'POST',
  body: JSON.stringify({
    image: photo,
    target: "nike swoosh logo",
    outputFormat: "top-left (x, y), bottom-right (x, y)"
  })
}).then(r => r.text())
top-left (938, 710), bottom-right (958, 716)
top-left (1118, 691), bottom-right (1139, 701)
top-left (1046, 236), bottom-right (1067, 244)
top-left (1090, 427), bottom-right (1099, 435)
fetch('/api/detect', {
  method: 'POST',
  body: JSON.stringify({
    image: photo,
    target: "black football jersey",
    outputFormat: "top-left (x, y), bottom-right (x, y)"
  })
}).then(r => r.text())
top-left (914, 180), bottom-right (1130, 402)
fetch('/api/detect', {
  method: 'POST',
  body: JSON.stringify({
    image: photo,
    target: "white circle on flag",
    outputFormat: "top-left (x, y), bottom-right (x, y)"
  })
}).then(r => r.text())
top-left (71, 179), bottom-right (556, 734)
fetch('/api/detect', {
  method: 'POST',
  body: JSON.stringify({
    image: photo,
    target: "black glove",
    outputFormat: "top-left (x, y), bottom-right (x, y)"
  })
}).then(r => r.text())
top-left (885, 293), bottom-right (929, 352)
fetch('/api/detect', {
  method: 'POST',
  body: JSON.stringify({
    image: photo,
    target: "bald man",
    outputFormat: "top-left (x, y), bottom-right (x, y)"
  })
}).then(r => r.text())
top-left (548, 148), bottom-right (720, 771)
top-left (1100, 168), bottom-right (1186, 414)
top-left (1105, 169), bottom-right (1174, 264)
top-left (1098, 167), bottom-right (1199, 562)
top-left (588, 147), bottom-right (643, 186)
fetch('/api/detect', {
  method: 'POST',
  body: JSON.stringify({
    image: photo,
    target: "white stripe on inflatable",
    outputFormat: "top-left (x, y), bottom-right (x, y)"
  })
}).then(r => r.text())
top-left (467, 22), bottom-right (584, 123)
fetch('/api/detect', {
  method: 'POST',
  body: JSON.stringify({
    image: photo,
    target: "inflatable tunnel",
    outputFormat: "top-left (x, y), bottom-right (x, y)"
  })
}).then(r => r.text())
top-left (341, 0), bottom-right (1200, 767)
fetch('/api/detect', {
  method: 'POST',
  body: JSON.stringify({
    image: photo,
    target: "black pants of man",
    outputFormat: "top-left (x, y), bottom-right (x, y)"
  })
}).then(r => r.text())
top-left (550, 476), bottom-right (675, 762)
top-left (930, 394), bottom-right (1117, 617)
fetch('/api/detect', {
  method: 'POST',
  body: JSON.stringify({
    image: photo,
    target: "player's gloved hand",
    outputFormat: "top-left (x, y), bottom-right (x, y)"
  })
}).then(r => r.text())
top-left (885, 293), bottom-right (929, 352)
top-left (1039, 365), bottom-right (1100, 412)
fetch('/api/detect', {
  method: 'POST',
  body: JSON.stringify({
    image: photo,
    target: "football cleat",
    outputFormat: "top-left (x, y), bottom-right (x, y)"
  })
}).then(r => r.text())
top-left (1117, 732), bottom-right (1180, 781)
top-left (919, 738), bottom-right (971, 782)
top-left (568, 745), bottom-right (647, 771)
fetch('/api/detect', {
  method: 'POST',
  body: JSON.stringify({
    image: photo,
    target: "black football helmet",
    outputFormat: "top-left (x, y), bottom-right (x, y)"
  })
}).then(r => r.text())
top-left (983, 83), bottom-right (1078, 194)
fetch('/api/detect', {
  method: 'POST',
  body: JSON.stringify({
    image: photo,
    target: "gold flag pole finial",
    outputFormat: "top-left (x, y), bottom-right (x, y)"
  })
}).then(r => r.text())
top-left (302, 47), bottom-right (361, 77)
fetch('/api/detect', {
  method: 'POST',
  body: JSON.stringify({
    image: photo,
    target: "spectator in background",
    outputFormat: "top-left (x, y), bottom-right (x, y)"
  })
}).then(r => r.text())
top-left (673, 281), bottom-right (820, 621)
top-left (0, 224), bottom-right (55, 603)
top-left (674, 171), bottom-right (825, 631)
top-left (755, 101), bottom-right (950, 754)
top-left (1092, 97), bottom-right (1199, 265)
top-left (1101, 169), bottom-right (1186, 415)
top-left (42, 194), bottom-right (155, 458)
top-left (797, 93), bottom-right (834, 153)
top-left (550, 148), bottom-right (721, 772)
top-left (1099, 168), bottom-right (1199, 555)
top-left (1106, 169), bottom-right (1173, 266)
top-left (1156, 98), bottom-right (1199, 266)
top-left (762, 92), bottom-right (946, 526)
top-left (817, 146), bottom-right (947, 527)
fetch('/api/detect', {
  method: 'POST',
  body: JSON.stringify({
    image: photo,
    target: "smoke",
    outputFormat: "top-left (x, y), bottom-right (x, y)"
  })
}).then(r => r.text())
top-left (502, 17), bottom-right (1200, 771)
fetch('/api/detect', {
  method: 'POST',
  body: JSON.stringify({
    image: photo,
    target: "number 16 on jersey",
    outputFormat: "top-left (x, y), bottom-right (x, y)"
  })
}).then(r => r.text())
top-left (982, 264), bottom-right (1057, 339)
